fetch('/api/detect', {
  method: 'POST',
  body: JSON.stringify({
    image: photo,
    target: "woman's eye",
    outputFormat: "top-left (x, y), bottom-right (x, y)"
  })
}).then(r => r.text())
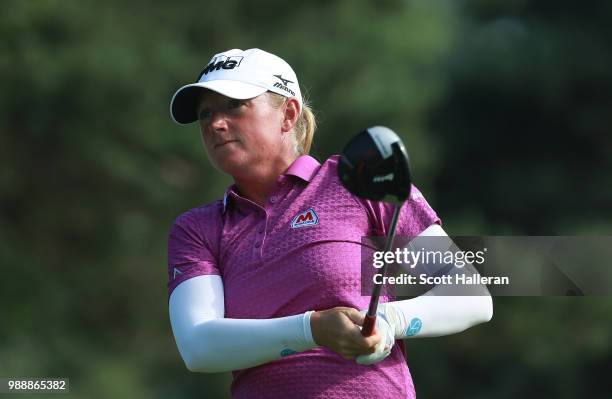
top-left (198, 109), bottom-right (212, 120)
top-left (228, 99), bottom-right (244, 109)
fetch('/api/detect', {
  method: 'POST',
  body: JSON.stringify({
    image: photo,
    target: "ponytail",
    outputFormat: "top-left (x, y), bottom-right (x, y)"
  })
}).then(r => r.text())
top-left (295, 100), bottom-right (316, 155)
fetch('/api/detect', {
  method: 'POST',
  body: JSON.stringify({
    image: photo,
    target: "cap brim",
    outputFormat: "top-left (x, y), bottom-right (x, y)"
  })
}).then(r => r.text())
top-left (170, 80), bottom-right (268, 124)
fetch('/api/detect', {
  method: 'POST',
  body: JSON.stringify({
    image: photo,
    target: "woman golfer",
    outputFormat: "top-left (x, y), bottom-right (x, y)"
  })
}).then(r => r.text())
top-left (167, 48), bottom-right (492, 398)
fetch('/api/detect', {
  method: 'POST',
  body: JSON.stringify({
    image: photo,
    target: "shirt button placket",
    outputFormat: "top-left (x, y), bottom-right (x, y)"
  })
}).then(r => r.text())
top-left (254, 211), bottom-right (267, 256)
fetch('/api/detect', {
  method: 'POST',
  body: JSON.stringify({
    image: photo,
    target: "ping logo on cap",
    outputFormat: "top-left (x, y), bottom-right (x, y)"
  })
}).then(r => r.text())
top-left (197, 55), bottom-right (244, 80)
top-left (291, 208), bottom-right (319, 228)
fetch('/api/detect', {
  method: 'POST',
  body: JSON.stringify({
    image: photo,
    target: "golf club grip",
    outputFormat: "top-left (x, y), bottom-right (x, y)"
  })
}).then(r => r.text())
top-left (362, 314), bottom-right (376, 336)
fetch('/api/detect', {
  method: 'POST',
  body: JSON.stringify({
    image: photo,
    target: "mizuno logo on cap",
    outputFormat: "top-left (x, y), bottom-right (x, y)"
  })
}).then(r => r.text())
top-left (274, 74), bottom-right (294, 86)
top-left (273, 74), bottom-right (296, 96)
top-left (291, 208), bottom-right (319, 228)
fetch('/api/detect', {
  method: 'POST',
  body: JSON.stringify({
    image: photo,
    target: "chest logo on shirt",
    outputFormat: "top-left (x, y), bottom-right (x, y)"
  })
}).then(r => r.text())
top-left (290, 208), bottom-right (319, 228)
top-left (173, 266), bottom-right (183, 280)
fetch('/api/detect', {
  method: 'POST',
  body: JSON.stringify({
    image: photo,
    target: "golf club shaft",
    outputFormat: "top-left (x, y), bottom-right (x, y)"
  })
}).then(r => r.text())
top-left (362, 203), bottom-right (403, 336)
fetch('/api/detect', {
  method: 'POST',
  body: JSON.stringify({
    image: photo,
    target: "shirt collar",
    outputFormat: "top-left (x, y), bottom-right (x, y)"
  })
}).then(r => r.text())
top-left (222, 155), bottom-right (321, 214)
top-left (284, 155), bottom-right (321, 183)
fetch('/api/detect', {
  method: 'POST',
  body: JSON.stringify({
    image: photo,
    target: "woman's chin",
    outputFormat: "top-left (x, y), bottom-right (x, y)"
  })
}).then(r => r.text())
top-left (212, 155), bottom-right (249, 177)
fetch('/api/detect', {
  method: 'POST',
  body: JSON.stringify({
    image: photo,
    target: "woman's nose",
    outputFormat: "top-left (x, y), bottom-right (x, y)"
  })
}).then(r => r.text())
top-left (209, 111), bottom-right (228, 131)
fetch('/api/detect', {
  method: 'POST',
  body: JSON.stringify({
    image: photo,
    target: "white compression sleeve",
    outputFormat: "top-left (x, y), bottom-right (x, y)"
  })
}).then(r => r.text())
top-left (169, 275), bottom-right (317, 373)
top-left (385, 294), bottom-right (493, 338)
top-left (383, 224), bottom-right (493, 339)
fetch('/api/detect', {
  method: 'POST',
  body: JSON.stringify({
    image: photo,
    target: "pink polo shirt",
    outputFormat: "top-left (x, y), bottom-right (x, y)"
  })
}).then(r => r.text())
top-left (168, 155), bottom-right (441, 399)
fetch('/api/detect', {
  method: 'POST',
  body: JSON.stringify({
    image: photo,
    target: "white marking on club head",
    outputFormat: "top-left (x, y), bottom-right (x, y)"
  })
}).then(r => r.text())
top-left (373, 173), bottom-right (394, 183)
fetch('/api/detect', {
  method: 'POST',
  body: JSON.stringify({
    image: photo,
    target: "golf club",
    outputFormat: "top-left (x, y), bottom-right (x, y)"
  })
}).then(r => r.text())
top-left (337, 126), bottom-right (412, 337)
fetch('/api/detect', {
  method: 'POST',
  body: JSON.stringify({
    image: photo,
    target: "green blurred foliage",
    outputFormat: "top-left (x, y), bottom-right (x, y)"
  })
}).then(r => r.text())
top-left (0, 0), bottom-right (610, 398)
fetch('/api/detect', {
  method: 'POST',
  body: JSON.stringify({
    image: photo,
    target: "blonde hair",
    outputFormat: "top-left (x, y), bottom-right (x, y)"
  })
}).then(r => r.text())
top-left (267, 92), bottom-right (317, 155)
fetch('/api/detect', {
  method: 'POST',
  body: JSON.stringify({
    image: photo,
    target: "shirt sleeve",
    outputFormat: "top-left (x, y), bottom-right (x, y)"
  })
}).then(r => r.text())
top-left (169, 275), bottom-right (317, 373)
top-left (360, 184), bottom-right (442, 237)
top-left (167, 209), bottom-right (221, 299)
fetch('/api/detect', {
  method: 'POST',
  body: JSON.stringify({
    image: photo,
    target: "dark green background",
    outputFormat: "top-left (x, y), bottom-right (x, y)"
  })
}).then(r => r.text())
top-left (1, 0), bottom-right (611, 397)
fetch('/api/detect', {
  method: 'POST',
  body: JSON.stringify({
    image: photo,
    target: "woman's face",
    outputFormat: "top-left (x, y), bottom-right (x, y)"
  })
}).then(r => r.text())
top-left (197, 91), bottom-right (287, 177)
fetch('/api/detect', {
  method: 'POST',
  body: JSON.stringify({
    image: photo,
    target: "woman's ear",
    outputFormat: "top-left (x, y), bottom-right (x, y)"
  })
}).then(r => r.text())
top-left (281, 98), bottom-right (301, 133)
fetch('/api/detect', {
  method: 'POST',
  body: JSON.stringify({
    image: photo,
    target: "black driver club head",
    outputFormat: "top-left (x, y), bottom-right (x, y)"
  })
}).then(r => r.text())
top-left (337, 126), bottom-right (412, 204)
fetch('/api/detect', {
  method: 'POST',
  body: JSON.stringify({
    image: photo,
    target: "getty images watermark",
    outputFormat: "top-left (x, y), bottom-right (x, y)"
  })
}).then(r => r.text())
top-left (371, 246), bottom-right (509, 287)
top-left (360, 236), bottom-right (612, 297)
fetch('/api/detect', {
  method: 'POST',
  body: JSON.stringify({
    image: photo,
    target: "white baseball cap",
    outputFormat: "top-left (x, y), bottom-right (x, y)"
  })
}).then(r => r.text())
top-left (170, 48), bottom-right (302, 124)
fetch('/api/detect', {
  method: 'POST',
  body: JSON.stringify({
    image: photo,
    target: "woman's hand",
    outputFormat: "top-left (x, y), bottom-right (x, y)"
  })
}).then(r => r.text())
top-left (309, 307), bottom-right (381, 360)
top-left (355, 304), bottom-right (398, 365)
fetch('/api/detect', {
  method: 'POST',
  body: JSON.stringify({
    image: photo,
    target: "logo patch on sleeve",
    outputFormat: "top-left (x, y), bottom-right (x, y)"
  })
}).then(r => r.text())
top-left (290, 208), bottom-right (319, 228)
top-left (406, 318), bottom-right (422, 336)
top-left (280, 348), bottom-right (298, 357)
